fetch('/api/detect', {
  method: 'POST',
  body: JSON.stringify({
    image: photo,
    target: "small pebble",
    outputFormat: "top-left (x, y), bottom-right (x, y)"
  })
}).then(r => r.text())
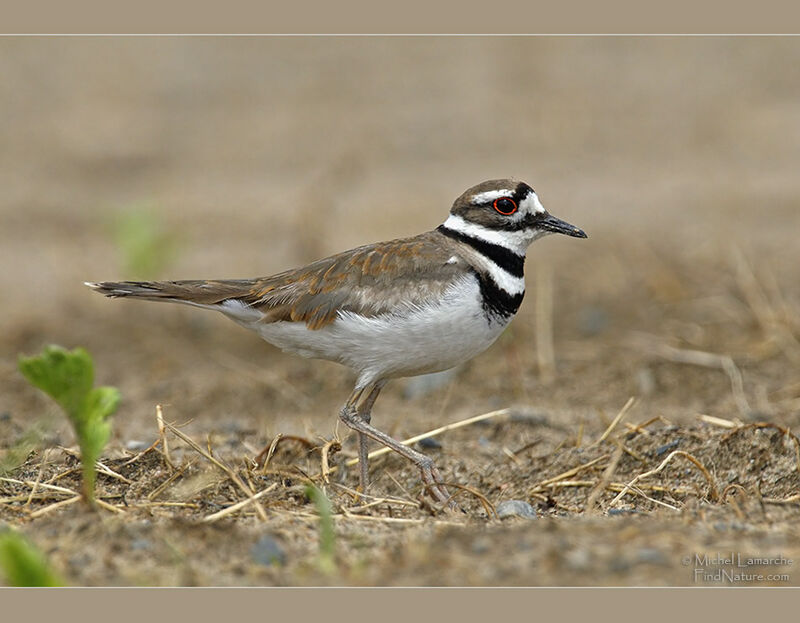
top-left (418, 437), bottom-right (442, 449)
top-left (654, 440), bottom-right (680, 456)
top-left (250, 534), bottom-right (286, 567)
top-left (496, 500), bottom-right (537, 520)
top-left (125, 439), bottom-right (152, 452)
top-left (607, 508), bottom-right (640, 516)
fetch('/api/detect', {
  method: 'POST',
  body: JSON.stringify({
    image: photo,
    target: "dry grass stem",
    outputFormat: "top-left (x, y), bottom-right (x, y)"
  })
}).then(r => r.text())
top-left (545, 480), bottom-right (600, 489)
top-left (541, 480), bottom-right (695, 498)
top-left (95, 499), bottom-right (125, 514)
top-left (156, 404), bottom-right (174, 470)
top-left (575, 420), bottom-right (584, 447)
top-left (502, 446), bottom-right (521, 464)
top-left (720, 483), bottom-right (749, 504)
top-left (258, 433), bottom-right (283, 471)
top-left (320, 438), bottom-right (341, 483)
top-left (23, 449), bottom-right (51, 508)
top-left (28, 495), bottom-right (82, 518)
top-left (699, 414), bottom-right (739, 428)
top-left (1, 477), bottom-right (78, 497)
top-left (333, 513), bottom-right (463, 527)
top-left (590, 397), bottom-right (636, 447)
top-left (202, 483), bottom-right (278, 522)
top-left (345, 408), bottom-right (511, 467)
top-left (327, 482), bottom-right (419, 510)
top-left (627, 485), bottom-right (680, 511)
top-left (121, 438), bottom-right (162, 467)
top-left (530, 454), bottom-right (610, 491)
top-left (608, 450), bottom-right (718, 508)
top-left (255, 434), bottom-right (315, 469)
top-left (762, 494), bottom-right (800, 505)
top-left (585, 443), bottom-right (624, 513)
top-left (620, 444), bottom-right (648, 463)
top-left (57, 448), bottom-right (133, 484)
top-left (422, 482), bottom-right (497, 518)
top-left (623, 415), bottom-right (664, 436)
top-left (163, 421), bottom-right (268, 520)
top-left (147, 460), bottom-right (194, 501)
top-left (136, 501), bottom-right (201, 509)
top-left (95, 460), bottom-right (132, 484)
top-left (427, 482), bottom-right (496, 517)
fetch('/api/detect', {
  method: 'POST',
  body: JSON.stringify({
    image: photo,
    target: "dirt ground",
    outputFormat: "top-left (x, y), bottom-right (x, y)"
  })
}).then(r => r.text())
top-left (1, 37), bottom-right (800, 586)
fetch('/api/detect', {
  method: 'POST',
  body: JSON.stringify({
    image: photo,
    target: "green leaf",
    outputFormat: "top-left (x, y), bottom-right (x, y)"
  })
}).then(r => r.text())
top-left (18, 345), bottom-right (94, 421)
top-left (304, 485), bottom-right (336, 574)
top-left (0, 531), bottom-right (63, 587)
top-left (17, 345), bottom-right (120, 505)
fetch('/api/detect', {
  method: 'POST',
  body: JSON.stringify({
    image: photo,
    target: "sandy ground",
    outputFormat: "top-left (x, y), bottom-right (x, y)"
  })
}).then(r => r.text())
top-left (1, 37), bottom-right (800, 586)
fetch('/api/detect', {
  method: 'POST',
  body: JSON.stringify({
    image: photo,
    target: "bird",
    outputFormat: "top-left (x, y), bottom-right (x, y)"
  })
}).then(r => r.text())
top-left (86, 179), bottom-right (587, 506)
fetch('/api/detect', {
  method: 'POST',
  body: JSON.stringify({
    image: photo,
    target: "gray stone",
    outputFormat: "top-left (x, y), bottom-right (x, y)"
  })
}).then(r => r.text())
top-left (417, 437), bottom-right (442, 449)
top-left (496, 500), bottom-right (537, 519)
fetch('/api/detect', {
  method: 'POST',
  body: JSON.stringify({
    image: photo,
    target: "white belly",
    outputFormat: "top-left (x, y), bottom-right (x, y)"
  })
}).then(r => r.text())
top-left (225, 274), bottom-right (511, 389)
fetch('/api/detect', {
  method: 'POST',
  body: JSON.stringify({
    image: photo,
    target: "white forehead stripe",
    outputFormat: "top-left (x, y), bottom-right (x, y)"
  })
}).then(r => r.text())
top-left (519, 191), bottom-right (545, 215)
top-left (470, 189), bottom-right (514, 204)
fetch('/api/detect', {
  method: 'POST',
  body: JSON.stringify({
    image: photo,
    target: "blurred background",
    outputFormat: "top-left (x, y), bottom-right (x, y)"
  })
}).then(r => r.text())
top-left (2, 37), bottom-right (799, 445)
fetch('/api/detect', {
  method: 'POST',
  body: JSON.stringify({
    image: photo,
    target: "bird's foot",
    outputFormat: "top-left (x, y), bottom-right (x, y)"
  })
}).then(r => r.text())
top-left (418, 458), bottom-right (459, 511)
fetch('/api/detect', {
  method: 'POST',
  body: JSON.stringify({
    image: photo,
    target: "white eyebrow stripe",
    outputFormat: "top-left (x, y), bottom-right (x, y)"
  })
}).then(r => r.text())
top-left (470, 189), bottom-right (514, 204)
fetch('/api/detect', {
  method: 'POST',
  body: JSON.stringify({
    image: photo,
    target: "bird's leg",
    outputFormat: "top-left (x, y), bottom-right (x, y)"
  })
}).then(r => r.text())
top-left (339, 386), bottom-right (454, 508)
top-left (353, 381), bottom-right (385, 497)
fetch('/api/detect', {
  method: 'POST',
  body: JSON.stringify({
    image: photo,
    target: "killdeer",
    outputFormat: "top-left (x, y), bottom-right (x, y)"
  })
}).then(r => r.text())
top-left (86, 179), bottom-right (586, 506)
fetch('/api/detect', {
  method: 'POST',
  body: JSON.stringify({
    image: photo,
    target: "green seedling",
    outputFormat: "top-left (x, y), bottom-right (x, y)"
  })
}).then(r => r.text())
top-left (0, 530), bottom-right (63, 587)
top-left (304, 484), bottom-right (336, 575)
top-left (113, 204), bottom-right (177, 279)
top-left (18, 345), bottom-right (120, 506)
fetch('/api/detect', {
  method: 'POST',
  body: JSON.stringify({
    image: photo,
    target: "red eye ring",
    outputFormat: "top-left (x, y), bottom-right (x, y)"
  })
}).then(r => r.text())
top-left (493, 197), bottom-right (518, 216)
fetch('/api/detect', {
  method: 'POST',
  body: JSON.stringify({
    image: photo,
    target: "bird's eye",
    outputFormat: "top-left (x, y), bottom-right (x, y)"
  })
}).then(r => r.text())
top-left (493, 197), bottom-right (518, 215)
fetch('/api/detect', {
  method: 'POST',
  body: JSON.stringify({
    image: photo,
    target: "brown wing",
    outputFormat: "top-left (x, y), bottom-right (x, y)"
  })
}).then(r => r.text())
top-left (88, 231), bottom-right (469, 330)
top-left (241, 231), bottom-right (468, 329)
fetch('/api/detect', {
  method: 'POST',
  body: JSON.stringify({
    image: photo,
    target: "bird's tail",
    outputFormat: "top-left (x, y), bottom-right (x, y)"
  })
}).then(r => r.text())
top-left (84, 279), bottom-right (254, 306)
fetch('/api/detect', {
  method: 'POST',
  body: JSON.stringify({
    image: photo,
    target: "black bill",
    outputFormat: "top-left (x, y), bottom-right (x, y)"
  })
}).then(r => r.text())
top-left (539, 213), bottom-right (588, 238)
